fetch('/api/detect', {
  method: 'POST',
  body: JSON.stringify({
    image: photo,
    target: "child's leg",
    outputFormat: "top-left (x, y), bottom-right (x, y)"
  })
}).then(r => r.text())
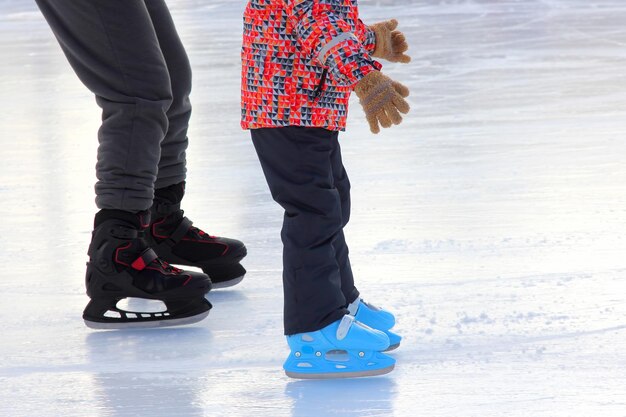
top-left (251, 127), bottom-right (349, 335)
top-left (329, 139), bottom-right (402, 350)
top-left (329, 138), bottom-right (359, 304)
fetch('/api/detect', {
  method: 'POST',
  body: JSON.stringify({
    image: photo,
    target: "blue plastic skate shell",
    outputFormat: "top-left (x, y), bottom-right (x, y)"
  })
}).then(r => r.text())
top-left (352, 299), bottom-right (402, 351)
top-left (382, 330), bottom-right (402, 351)
top-left (352, 299), bottom-right (395, 329)
top-left (283, 315), bottom-right (395, 379)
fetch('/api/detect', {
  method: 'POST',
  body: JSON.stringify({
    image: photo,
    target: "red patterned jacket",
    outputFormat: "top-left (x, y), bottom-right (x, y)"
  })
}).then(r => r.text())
top-left (241, 0), bottom-right (382, 131)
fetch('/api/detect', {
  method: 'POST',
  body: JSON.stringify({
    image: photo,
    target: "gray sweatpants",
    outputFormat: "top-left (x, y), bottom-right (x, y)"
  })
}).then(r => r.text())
top-left (35, 0), bottom-right (191, 211)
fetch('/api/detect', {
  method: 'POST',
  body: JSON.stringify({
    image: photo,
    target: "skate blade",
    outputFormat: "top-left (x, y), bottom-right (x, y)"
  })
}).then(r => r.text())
top-left (84, 310), bottom-right (209, 330)
top-left (285, 363), bottom-right (394, 380)
top-left (210, 274), bottom-right (245, 289)
top-left (384, 343), bottom-right (400, 352)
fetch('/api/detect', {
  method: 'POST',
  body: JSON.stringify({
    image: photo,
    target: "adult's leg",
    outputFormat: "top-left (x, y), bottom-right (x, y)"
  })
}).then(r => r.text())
top-left (142, 1), bottom-right (248, 287)
top-left (35, 0), bottom-right (173, 211)
top-left (144, 0), bottom-right (191, 189)
top-left (251, 127), bottom-right (348, 335)
top-left (36, 0), bottom-right (212, 329)
top-left (329, 138), bottom-right (359, 304)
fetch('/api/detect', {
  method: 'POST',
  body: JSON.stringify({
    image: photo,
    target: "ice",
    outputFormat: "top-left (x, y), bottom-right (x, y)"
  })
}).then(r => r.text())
top-left (1, 0), bottom-right (626, 416)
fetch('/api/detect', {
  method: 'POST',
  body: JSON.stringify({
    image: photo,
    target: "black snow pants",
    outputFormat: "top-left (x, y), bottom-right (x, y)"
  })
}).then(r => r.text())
top-left (35, 0), bottom-right (192, 211)
top-left (251, 127), bottom-right (360, 335)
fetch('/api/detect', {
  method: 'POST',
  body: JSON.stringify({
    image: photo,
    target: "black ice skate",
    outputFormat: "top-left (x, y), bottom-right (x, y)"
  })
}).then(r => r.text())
top-left (83, 210), bottom-right (212, 329)
top-left (146, 182), bottom-right (247, 289)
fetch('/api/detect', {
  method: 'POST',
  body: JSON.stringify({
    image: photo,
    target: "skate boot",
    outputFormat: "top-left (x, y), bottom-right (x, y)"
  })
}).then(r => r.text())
top-left (283, 315), bottom-right (395, 379)
top-left (348, 297), bottom-right (402, 351)
top-left (83, 209), bottom-right (212, 329)
top-left (146, 182), bottom-right (247, 288)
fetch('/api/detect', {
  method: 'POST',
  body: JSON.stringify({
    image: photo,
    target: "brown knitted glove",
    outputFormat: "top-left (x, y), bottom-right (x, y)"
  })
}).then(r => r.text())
top-left (369, 19), bottom-right (411, 63)
top-left (355, 71), bottom-right (410, 134)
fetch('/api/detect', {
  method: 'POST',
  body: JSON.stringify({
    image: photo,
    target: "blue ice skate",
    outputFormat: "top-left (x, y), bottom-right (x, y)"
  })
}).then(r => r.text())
top-left (283, 315), bottom-right (395, 379)
top-left (348, 298), bottom-right (402, 351)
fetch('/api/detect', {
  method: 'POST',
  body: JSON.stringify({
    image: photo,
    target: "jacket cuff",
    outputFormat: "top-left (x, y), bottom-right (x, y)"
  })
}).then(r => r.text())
top-left (321, 34), bottom-right (383, 86)
top-left (363, 26), bottom-right (377, 54)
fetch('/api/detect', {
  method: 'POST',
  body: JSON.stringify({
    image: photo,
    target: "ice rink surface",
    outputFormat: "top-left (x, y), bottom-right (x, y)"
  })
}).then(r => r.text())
top-left (1, 0), bottom-right (626, 415)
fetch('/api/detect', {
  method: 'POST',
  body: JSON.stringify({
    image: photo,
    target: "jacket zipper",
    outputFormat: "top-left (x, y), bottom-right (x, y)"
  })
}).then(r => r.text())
top-left (313, 68), bottom-right (328, 99)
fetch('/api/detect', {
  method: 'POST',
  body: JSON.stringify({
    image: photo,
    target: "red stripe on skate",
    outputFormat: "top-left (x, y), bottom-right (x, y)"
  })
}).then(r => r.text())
top-left (139, 212), bottom-right (150, 228)
top-left (151, 218), bottom-right (169, 239)
top-left (182, 275), bottom-right (192, 286)
top-left (114, 243), bottom-right (132, 267)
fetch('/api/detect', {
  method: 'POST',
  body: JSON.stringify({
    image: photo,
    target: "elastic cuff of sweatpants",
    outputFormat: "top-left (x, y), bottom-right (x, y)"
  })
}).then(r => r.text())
top-left (95, 192), bottom-right (154, 213)
top-left (154, 172), bottom-right (187, 190)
